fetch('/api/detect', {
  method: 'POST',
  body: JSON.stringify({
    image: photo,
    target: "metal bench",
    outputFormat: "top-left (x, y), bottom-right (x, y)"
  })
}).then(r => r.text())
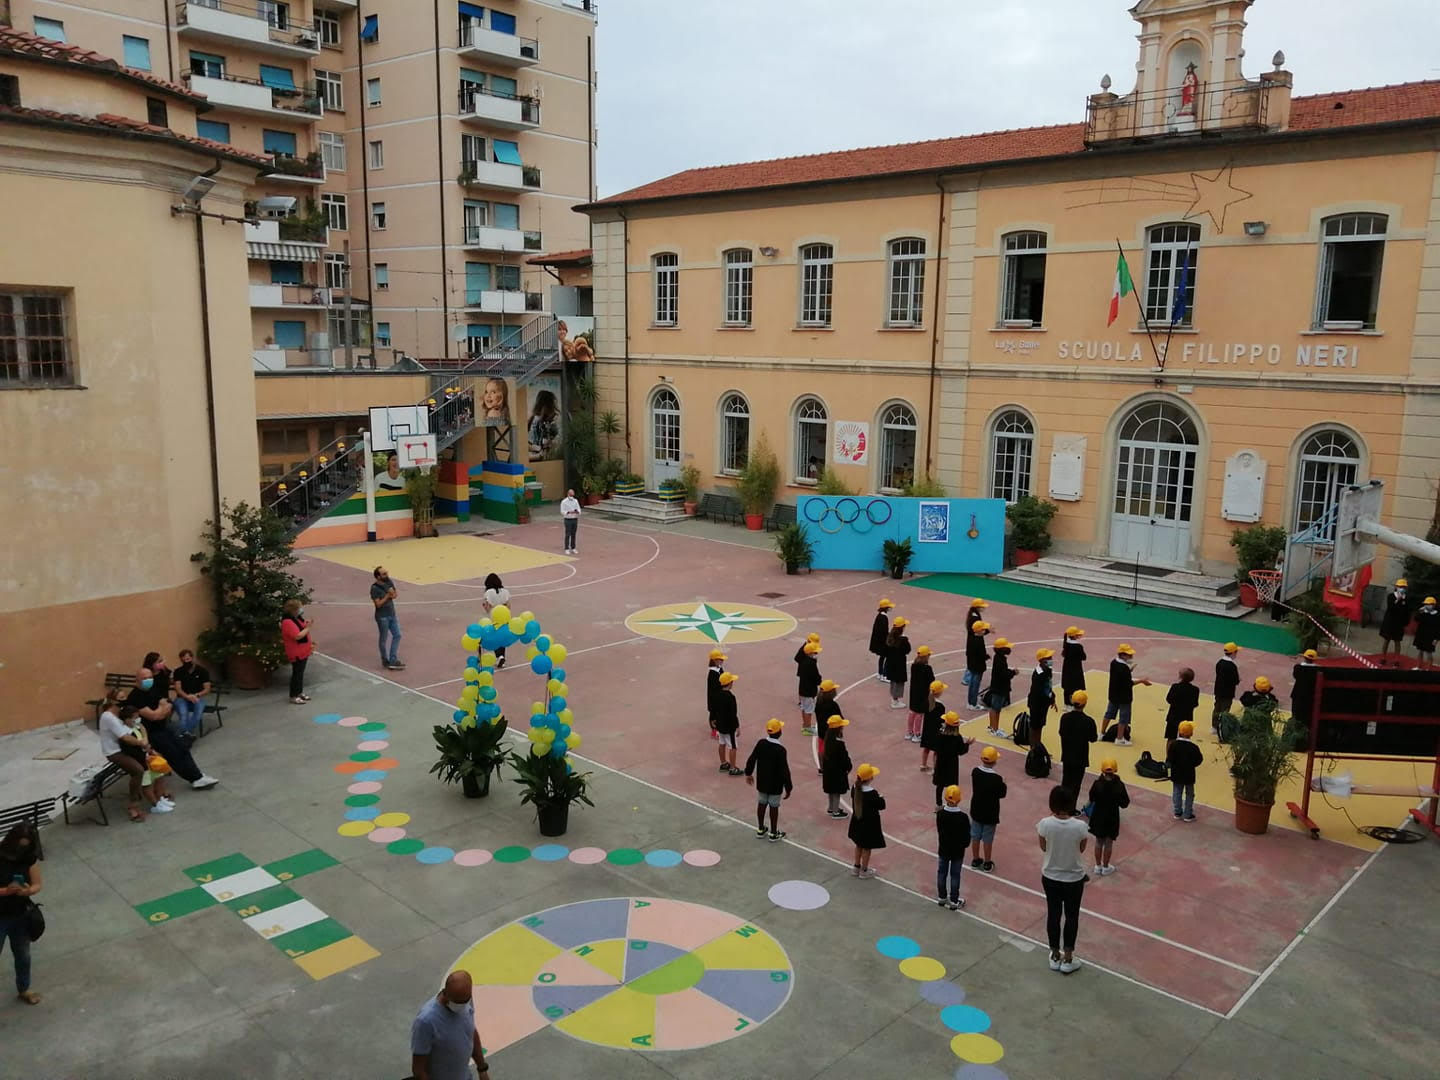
top-left (59, 763), bottom-right (128, 827)
top-left (765, 503), bottom-right (797, 532)
top-left (0, 798), bottom-right (53, 859)
top-left (86, 672), bottom-right (227, 738)
top-left (85, 672), bottom-right (136, 726)
top-left (697, 493), bottom-right (743, 524)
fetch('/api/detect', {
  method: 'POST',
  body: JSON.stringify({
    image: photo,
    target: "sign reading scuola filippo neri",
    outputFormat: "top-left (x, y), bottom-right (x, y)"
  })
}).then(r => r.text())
top-left (1050, 338), bottom-right (1363, 368)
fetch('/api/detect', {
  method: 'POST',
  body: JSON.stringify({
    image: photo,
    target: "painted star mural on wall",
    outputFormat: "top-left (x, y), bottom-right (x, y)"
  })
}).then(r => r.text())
top-left (1065, 162), bottom-right (1254, 233)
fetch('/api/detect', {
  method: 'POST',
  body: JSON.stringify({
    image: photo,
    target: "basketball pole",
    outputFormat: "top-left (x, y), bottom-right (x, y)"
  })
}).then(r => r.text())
top-left (363, 429), bottom-right (378, 543)
top-left (1354, 518), bottom-right (1440, 567)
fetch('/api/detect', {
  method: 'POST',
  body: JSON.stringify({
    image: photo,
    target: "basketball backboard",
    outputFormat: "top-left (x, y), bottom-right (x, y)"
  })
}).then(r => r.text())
top-left (368, 404), bottom-right (430, 452)
top-left (397, 433), bottom-right (437, 470)
top-left (1333, 480), bottom-right (1384, 578)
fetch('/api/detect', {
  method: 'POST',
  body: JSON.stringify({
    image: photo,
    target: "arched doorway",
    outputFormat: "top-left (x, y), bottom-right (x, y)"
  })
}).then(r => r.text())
top-left (1109, 401), bottom-right (1199, 568)
top-left (650, 387), bottom-right (681, 487)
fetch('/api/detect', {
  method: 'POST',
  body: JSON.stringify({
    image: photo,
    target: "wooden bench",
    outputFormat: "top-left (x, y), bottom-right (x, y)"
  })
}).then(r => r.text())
top-left (0, 798), bottom-right (53, 859)
top-left (697, 493), bottom-right (743, 524)
top-left (59, 763), bottom-right (128, 827)
top-left (765, 502), bottom-right (797, 532)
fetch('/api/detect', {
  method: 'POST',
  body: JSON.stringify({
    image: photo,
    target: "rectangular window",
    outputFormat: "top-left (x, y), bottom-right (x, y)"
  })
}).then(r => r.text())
top-left (497, 265), bottom-right (521, 290)
top-left (371, 201), bottom-right (387, 229)
top-left (490, 10), bottom-right (516, 34)
top-left (375, 263), bottom-right (389, 290)
top-left (189, 51), bottom-right (225, 79)
top-left (723, 248), bottom-right (752, 326)
top-left (361, 14), bottom-right (379, 42)
top-left (799, 243), bottom-right (833, 327)
top-left (0, 75), bottom-right (18, 109)
top-left (197, 118), bottom-right (231, 143)
top-left (0, 292), bottom-right (71, 386)
top-left (321, 193), bottom-right (348, 231)
top-left (272, 320), bottom-right (306, 349)
top-left (259, 1), bottom-right (289, 30)
top-left (887, 238), bottom-right (925, 327)
top-left (1000, 231), bottom-right (1046, 326)
top-left (325, 252), bottom-right (347, 290)
top-left (1316, 213), bottom-right (1387, 329)
top-left (1144, 223), bottom-right (1199, 326)
top-left (461, 133), bottom-right (486, 165)
top-left (316, 70), bottom-right (343, 111)
top-left (489, 74), bottom-right (518, 98)
top-left (463, 200), bottom-right (488, 238)
top-left (262, 129), bottom-right (298, 156)
top-left (122, 35), bottom-right (152, 71)
top-left (368, 140), bottom-right (384, 169)
top-left (33, 17), bottom-right (65, 42)
top-left (315, 11), bottom-right (340, 47)
top-left (492, 139), bottom-right (521, 165)
top-left (466, 323), bottom-right (493, 357)
top-left (653, 252), bottom-right (678, 326)
top-left (492, 202), bottom-right (519, 230)
top-left (376, 322), bottom-right (391, 347)
top-left (318, 130), bottom-right (345, 171)
top-left (259, 64), bottom-right (296, 90)
top-left (146, 98), bottom-right (168, 127)
top-left (465, 262), bottom-right (491, 303)
top-left (366, 77), bottom-right (381, 106)
top-left (270, 261), bottom-right (304, 285)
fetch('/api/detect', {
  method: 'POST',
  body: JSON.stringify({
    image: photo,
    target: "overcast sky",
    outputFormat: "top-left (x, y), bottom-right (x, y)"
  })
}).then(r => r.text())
top-left (593, 0), bottom-right (1440, 197)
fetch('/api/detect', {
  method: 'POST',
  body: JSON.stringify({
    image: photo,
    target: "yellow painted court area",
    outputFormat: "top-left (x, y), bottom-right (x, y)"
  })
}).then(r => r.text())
top-left (307, 534), bottom-right (571, 585)
top-left (981, 670), bottom-right (1428, 851)
top-left (292, 936), bottom-right (380, 980)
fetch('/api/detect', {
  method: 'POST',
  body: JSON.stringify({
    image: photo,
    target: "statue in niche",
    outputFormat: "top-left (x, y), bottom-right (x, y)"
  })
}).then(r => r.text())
top-left (1178, 62), bottom-right (1200, 116)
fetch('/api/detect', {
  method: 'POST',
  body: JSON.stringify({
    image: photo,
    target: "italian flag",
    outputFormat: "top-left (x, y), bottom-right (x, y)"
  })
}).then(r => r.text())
top-left (1107, 252), bottom-right (1134, 326)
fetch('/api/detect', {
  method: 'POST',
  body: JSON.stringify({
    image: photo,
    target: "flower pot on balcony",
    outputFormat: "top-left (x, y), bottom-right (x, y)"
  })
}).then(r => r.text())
top-left (614, 480), bottom-right (643, 497)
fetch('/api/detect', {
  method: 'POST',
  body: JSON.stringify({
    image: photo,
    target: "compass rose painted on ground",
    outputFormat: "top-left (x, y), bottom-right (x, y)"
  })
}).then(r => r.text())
top-left (626, 601), bottom-right (796, 645)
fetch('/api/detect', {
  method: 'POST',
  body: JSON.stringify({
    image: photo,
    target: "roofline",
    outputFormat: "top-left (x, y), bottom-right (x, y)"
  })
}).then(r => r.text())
top-left (579, 115), bottom-right (1440, 215)
top-left (0, 43), bottom-right (209, 109)
top-left (0, 108), bottom-right (267, 171)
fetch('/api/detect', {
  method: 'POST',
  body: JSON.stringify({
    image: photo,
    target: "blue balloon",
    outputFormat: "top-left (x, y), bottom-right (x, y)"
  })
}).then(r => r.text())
top-left (480, 686), bottom-right (497, 702)
top-left (452, 710), bottom-right (468, 722)
top-left (528, 713), bottom-right (542, 728)
top-left (543, 714), bottom-right (560, 730)
top-left (536, 635), bottom-right (552, 652)
top-left (480, 703), bottom-right (499, 721)
top-left (551, 668), bottom-right (566, 683)
top-left (466, 623), bottom-right (483, 638)
top-left (549, 741), bottom-right (566, 758)
top-left (531, 655), bottom-right (553, 675)
top-left (549, 696), bottom-right (567, 713)
top-left (558, 723), bottom-right (572, 739)
top-left (520, 625), bottom-right (538, 644)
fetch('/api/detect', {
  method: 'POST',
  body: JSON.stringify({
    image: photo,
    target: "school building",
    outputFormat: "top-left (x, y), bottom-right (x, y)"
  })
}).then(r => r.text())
top-left (582, 0), bottom-right (1440, 581)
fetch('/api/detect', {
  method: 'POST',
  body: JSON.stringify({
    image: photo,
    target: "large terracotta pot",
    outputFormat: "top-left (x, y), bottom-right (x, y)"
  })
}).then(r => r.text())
top-left (744, 513), bottom-right (764, 531)
top-left (1238, 583), bottom-right (1260, 608)
top-left (1233, 795), bottom-right (1274, 835)
top-left (227, 654), bottom-right (271, 691)
top-left (683, 501), bottom-right (697, 516)
top-left (1014, 549), bottom-right (1040, 566)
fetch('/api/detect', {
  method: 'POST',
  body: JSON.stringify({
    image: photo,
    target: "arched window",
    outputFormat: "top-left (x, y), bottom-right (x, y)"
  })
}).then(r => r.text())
top-left (651, 387), bottom-right (680, 473)
top-left (798, 243), bottom-right (833, 327)
top-left (989, 409), bottom-right (1034, 502)
top-left (723, 248), bottom-right (753, 326)
top-left (1295, 429), bottom-right (1360, 538)
top-left (1118, 401), bottom-right (1198, 444)
top-left (878, 403), bottom-right (918, 491)
top-left (652, 252), bottom-right (678, 326)
top-left (1144, 223), bottom-right (1199, 326)
top-left (886, 238), bottom-right (925, 326)
top-left (1316, 213), bottom-right (1387, 329)
top-left (1001, 231), bottom-right (1047, 325)
top-left (719, 392), bottom-right (750, 474)
top-left (794, 396), bottom-right (828, 481)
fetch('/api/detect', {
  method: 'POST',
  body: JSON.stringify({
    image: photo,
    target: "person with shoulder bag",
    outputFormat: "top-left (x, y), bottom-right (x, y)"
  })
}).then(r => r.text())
top-left (0, 822), bottom-right (43, 1004)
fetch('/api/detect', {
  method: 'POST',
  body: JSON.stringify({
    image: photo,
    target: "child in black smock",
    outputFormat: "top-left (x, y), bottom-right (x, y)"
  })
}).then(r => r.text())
top-left (869, 602), bottom-right (893, 680)
top-left (906, 649), bottom-right (934, 742)
top-left (821, 718), bottom-right (852, 818)
top-left (1164, 668), bottom-right (1199, 750)
top-left (706, 651), bottom-right (725, 739)
top-left (1087, 763), bottom-right (1130, 875)
top-left (883, 621), bottom-right (911, 707)
top-left (847, 765), bottom-right (886, 877)
top-left (935, 787), bottom-right (972, 910)
top-left (965, 622), bottom-right (990, 710)
top-left (919, 683), bottom-right (946, 772)
top-left (1060, 628), bottom-right (1086, 706)
top-left (929, 714), bottom-right (974, 807)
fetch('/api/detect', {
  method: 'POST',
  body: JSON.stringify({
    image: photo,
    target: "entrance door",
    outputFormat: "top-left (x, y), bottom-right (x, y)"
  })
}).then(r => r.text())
top-left (1110, 402), bottom-right (1198, 568)
top-left (650, 388), bottom-right (681, 487)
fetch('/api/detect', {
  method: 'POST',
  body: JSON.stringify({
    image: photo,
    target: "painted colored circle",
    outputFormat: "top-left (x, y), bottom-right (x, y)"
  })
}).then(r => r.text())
top-left (643, 849), bottom-right (683, 868)
top-left (349, 750), bottom-right (381, 762)
top-left (940, 1005), bottom-right (992, 1034)
top-left (950, 1034), bottom-right (1005, 1065)
top-left (454, 849), bottom-right (493, 867)
top-left (766, 880), bottom-right (830, 910)
top-left (876, 936), bottom-right (922, 960)
top-left (623, 601), bottom-right (797, 646)
top-left (568, 846), bottom-right (606, 865)
top-left (344, 807), bottom-right (380, 821)
top-left (347, 781), bottom-right (383, 795)
top-left (387, 838), bottom-right (426, 856)
top-left (417, 846), bottom-right (456, 865)
top-left (333, 761), bottom-right (366, 775)
top-left (312, 713), bottom-right (342, 725)
top-left (338, 716), bottom-right (367, 727)
top-left (898, 955), bottom-right (946, 982)
top-left (370, 757), bottom-right (400, 770)
top-left (493, 845), bottom-right (531, 863)
top-left (532, 844), bottom-right (569, 862)
top-left (345, 794), bottom-right (380, 807)
top-left (682, 849), bottom-right (721, 867)
top-left (373, 812), bottom-right (410, 828)
top-left (357, 740), bottom-right (390, 752)
top-left (352, 770), bottom-right (388, 782)
top-left (357, 722), bottom-right (387, 732)
top-left (954, 1067), bottom-right (1008, 1080)
top-left (368, 827), bottom-right (406, 844)
top-left (627, 951), bottom-right (704, 995)
top-left (338, 821), bottom-right (374, 837)
top-left (921, 981), bottom-right (968, 1007)
top-left (606, 848), bottom-right (643, 866)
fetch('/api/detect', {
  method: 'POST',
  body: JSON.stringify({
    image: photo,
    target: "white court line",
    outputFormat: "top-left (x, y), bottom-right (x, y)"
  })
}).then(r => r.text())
top-left (314, 649), bottom-right (1227, 1016)
top-left (441, 563), bottom-right (579, 590)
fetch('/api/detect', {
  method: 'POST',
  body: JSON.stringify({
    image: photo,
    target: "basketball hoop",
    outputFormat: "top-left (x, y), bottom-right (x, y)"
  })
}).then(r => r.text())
top-left (1249, 569), bottom-right (1283, 606)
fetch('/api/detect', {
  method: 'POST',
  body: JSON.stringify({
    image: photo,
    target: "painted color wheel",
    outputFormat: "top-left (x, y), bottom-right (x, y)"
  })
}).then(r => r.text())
top-left (452, 897), bottom-right (794, 1054)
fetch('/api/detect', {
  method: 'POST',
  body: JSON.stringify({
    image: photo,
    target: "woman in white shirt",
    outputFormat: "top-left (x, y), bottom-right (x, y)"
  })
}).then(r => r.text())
top-left (98, 691), bottom-right (152, 823)
top-left (482, 573), bottom-right (511, 668)
top-left (1036, 784), bottom-right (1091, 973)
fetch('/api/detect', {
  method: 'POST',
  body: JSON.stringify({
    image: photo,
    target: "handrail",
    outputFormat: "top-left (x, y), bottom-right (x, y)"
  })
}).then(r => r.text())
top-left (177, 1), bottom-right (319, 43)
top-left (458, 23), bottom-right (539, 57)
top-left (185, 68), bottom-right (322, 114)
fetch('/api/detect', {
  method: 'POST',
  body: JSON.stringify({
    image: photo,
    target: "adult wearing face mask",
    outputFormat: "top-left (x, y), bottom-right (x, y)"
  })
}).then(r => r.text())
top-left (128, 665), bottom-right (218, 790)
top-left (170, 649), bottom-right (212, 738)
top-left (371, 566), bottom-right (404, 670)
top-left (410, 969), bottom-right (489, 1080)
top-left (281, 598), bottom-right (314, 704)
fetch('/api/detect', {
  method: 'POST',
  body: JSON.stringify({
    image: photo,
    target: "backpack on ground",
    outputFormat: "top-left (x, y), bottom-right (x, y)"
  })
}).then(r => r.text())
top-left (1024, 741), bottom-right (1052, 779)
top-left (1135, 750), bottom-right (1169, 781)
top-left (1012, 710), bottom-right (1031, 747)
top-left (1100, 725), bottom-right (1118, 743)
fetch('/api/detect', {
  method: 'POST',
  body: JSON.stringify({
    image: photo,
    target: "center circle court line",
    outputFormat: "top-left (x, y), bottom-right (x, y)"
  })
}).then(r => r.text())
top-left (441, 563), bottom-right (579, 590)
top-left (414, 634), bottom-right (653, 692)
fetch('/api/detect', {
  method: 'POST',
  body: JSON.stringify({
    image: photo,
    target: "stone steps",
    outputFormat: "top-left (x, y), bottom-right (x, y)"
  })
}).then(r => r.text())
top-left (590, 493), bottom-right (690, 524)
top-left (1004, 554), bottom-right (1247, 618)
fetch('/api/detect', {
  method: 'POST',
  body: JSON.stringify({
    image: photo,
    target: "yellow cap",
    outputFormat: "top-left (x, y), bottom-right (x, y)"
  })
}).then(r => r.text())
top-left (1396, 579), bottom-right (1408, 587)
top-left (856, 763), bottom-right (879, 781)
top-left (1224, 642), bottom-right (1239, 654)
top-left (1426, 596), bottom-right (1437, 605)
top-left (708, 649), bottom-right (727, 661)
top-left (878, 598), bottom-right (894, 609)
top-left (1036, 648), bottom-right (1055, 661)
top-left (1065, 626), bottom-right (1084, 637)
top-left (970, 599), bottom-right (989, 609)
top-left (1178, 720), bottom-right (1195, 737)
top-left (807, 632), bottom-right (821, 642)
top-left (804, 641), bottom-right (822, 655)
top-left (1302, 649), bottom-right (1318, 660)
top-left (994, 637), bottom-right (1012, 649)
top-left (766, 718), bottom-right (784, 734)
top-left (1117, 643), bottom-right (1135, 656)
top-left (826, 715), bottom-right (850, 729)
top-left (1254, 676), bottom-right (1272, 692)
top-left (930, 680), bottom-right (948, 693)
top-left (1070, 690), bottom-right (1089, 707)
top-left (943, 785), bottom-right (963, 806)
top-left (1100, 757), bottom-right (1118, 774)
top-left (942, 711), bottom-right (961, 726)
top-left (972, 621), bottom-right (991, 633)
top-left (819, 678), bottom-right (839, 692)
top-left (893, 616), bottom-right (909, 628)
top-left (980, 746), bottom-right (999, 764)
top-left (916, 645), bottom-right (932, 657)
top-left (718, 672), bottom-right (738, 686)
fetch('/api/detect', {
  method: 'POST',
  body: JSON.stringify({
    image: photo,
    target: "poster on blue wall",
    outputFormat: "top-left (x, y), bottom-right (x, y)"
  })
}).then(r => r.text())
top-left (918, 501), bottom-right (950, 543)
top-left (798, 495), bottom-right (1004, 574)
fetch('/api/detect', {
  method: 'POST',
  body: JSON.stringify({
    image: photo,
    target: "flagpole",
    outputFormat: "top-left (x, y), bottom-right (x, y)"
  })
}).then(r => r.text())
top-left (1117, 239), bottom-right (1162, 369)
top-left (1159, 240), bottom-right (1193, 374)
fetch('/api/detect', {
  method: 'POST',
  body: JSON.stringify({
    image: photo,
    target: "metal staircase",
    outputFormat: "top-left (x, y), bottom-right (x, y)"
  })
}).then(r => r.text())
top-left (261, 315), bottom-right (558, 536)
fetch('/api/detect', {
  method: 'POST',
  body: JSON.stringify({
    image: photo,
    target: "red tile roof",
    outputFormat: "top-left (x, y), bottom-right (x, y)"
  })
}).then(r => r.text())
top-left (0, 104), bottom-right (271, 168)
top-left (0, 28), bottom-right (205, 104)
top-left (527, 248), bottom-right (592, 265)
top-left (592, 80), bottom-right (1440, 208)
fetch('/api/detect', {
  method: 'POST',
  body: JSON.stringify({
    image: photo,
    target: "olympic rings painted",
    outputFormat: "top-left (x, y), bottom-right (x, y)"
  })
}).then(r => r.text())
top-left (802, 499), bottom-right (828, 524)
top-left (834, 498), bottom-right (861, 524)
top-left (802, 497), bottom-right (894, 532)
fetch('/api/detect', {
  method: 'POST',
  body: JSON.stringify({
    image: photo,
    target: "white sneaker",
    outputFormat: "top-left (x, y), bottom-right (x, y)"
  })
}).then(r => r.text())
top-left (889, 701), bottom-right (906, 710)
top-left (1048, 954), bottom-right (1062, 972)
top-left (1116, 738), bottom-right (1132, 747)
top-left (191, 776), bottom-right (219, 790)
top-left (1059, 957), bottom-right (1084, 974)
top-left (157, 797), bottom-right (175, 809)
top-left (150, 801), bottom-right (174, 813)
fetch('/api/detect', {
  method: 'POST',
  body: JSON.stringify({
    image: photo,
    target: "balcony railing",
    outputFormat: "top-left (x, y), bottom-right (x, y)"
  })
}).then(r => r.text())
top-left (1085, 78), bottom-right (1272, 145)
top-left (458, 85), bottom-right (541, 125)
top-left (276, 216), bottom-right (329, 243)
top-left (458, 21), bottom-right (539, 61)
top-left (265, 151), bottom-right (326, 180)
top-left (185, 68), bottom-right (322, 115)
top-left (176, 1), bottom-right (321, 52)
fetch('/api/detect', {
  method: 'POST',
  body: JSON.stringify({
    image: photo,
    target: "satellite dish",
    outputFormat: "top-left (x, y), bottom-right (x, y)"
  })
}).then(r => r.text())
top-left (451, 324), bottom-right (467, 342)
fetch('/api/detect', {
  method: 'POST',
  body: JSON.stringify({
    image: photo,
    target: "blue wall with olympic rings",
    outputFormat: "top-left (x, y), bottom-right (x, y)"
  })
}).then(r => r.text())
top-left (797, 496), bottom-right (1005, 573)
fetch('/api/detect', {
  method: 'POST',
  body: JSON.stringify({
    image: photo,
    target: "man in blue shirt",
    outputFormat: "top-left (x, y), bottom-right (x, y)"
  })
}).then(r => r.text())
top-left (410, 970), bottom-right (488, 1080)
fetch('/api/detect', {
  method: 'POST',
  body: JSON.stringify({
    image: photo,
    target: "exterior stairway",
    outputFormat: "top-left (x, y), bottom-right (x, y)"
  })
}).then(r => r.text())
top-left (588, 492), bottom-right (689, 524)
top-left (1003, 553), bottom-right (1245, 617)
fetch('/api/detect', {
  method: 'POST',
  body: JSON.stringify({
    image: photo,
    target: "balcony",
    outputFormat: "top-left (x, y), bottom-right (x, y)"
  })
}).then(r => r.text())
top-left (250, 283), bottom-right (334, 308)
top-left (263, 151), bottom-right (326, 184)
top-left (1085, 75), bottom-right (1288, 146)
top-left (458, 23), bottom-right (539, 67)
top-left (461, 225), bottom-right (542, 252)
top-left (464, 289), bottom-right (535, 315)
top-left (457, 159), bottom-right (541, 192)
top-left (175, 1), bottom-right (321, 58)
top-left (458, 85), bottom-right (540, 130)
top-left (245, 217), bottom-right (329, 260)
top-left (186, 71), bottom-right (322, 120)
top-left (253, 345), bottom-right (331, 370)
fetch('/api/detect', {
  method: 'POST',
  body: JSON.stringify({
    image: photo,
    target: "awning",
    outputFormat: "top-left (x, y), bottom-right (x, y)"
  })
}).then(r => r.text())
top-left (248, 241), bottom-right (323, 262)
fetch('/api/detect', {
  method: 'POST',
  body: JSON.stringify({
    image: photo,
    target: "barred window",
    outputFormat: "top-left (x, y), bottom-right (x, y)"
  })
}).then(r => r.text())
top-left (989, 409), bottom-right (1034, 503)
top-left (879, 402), bottom-right (917, 490)
top-left (799, 243), bottom-right (833, 326)
top-left (0, 291), bottom-right (72, 386)
top-left (794, 396), bottom-right (828, 480)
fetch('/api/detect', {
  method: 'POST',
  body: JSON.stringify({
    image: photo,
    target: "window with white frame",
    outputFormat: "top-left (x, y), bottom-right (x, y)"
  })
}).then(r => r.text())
top-left (375, 321), bottom-right (391, 347)
top-left (0, 291), bottom-right (71, 386)
top-left (1316, 213), bottom-right (1387, 329)
top-left (886, 238), bottom-right (925, 326)
top-left (324, 252), bottom-right (346, 291)
top-left (799, 243), bottom-right (833, 326)
top-left (1294, 429), bottom-right (1360, 538)
top-left (374, 263), bottom-right (389, 290)
top-left (366, 77), bottom-right (381, 106)
top-left (989, 409), bottom-right (1035, 502)
top-left (652, 252), bottom-right (678, 326)
top-left (1000, 231), bottom-right (1047, 325)
top-left (368, 140), bottom-right (384, 169)
top-left (794, 396), bottom-right (828, 481)
top-left (878, 403), bottom-right (918, 490)
top-left (318, 130), bottom-right (345, 171)
top-left (321, 192), bottom-right (347, 231)
top-left (723, 248), bottom-right (752, 326)
top-left (461, 133), bottom-right (486, 167)
top-left (720, 393), bottom-right (750, 474)
top-left (1144, 223), bottom-right (1199, 326)
top-left (370, 202), bottom-right (386, 229)
top-left (316, 70), bottom-right (342, 111)
top-left (315, 11), bottom-right (340, 48)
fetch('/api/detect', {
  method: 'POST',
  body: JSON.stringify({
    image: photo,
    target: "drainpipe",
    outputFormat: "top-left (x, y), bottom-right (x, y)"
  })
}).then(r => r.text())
top-left (162, 0), bottom-right (176, 82)
top-left (356, 10), bottom-right (375, 365)
top-left (190, 160), bottom-right (226, 596)
top-left (925, 176), bottom-right (948, 480)
top-left (432, 0), bottom-right (450, 360)
top-left (618, 208), bottom-right (631, 456)
top-left (586, 33), bottom-right (595, 202)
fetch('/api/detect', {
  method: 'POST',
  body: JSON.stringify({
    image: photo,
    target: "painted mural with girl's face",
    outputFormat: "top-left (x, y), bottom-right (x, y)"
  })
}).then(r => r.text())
top-left (482, 377), bottom-right (510, 423)
top-left (527, 374), bottom-right (562, 462)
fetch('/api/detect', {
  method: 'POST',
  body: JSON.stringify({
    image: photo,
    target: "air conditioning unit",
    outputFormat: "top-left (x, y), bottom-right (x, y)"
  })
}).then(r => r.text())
top-left (1001, 319), bottom-right (1034, 329)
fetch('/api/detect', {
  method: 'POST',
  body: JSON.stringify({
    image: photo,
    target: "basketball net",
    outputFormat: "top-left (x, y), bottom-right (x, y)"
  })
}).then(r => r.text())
top-left (1250, 570), bottom-right (1377, 669)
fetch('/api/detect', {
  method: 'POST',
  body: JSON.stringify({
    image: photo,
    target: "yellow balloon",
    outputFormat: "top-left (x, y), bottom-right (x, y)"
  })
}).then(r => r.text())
top-left (550, 644), bottom-right (568, 664)
top-left (477, 671), bottom-right (494, 687)
top-left (490, 604), bottom-right (511, 625)
top-left (567, 733), bottom-right (582, 750)
top-left (558, 708), bottom-right (573, 725)
top-left (454, 697), bottom-right (469, 709)
top-left (526, 645), bottom-right (540, 661)
top-left (464, 666), bottom-right (479, 683)
top-left (509, 616), bottom-right (528, 635)
top-left (460, 635), bottom-right (478, 652)
top-left (480, 651), bottom-right (497, 668)
top-left (462, 685), bottom-right (479, 701)
top-left (546, 678), bottom-right (562, 696)
top-left (528, 729), bottom-right (543, 742)
top-left (520, 610), bottom-right (535, 623)
top-left (530, 702), bottom-right (545, 715)
top-left (539, 728), bottom-right (555, 742)
top-left (530, 741), bottom-right (546, 756)
top-left (554, 683), bottom-right (568, 698)
top-left (479, 617), bottom-right (493, 629)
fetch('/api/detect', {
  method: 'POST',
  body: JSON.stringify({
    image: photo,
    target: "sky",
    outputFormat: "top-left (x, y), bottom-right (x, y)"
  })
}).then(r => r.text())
top-left (592, 0), bottom-right (1440, 197)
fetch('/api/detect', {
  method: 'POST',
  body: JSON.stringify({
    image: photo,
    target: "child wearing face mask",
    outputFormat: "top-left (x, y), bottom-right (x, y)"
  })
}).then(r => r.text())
top-left (1379, 579), bottom-right (1411, 662)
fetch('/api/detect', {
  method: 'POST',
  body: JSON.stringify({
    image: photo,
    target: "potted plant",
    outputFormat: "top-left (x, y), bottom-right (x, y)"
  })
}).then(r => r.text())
top-left (815, 469), bottom-right (857, 496)
top-left (1230, 524), bottom-right (1288, 607)
top-left (580, 474), bottom-right (602, 506)
top-left (429, 716), bottom-right (509, 798)
top-left (882, 537), bottom-right (914, 580)
top-left (657, 478), bottom-right (685, 504)
top-left (736, 431), bottom-right (780, 530)
top-left (509, 748), bottom-right (594, 836)
top-left (1286, 584), bottom-right (1340, 651)
top-left (191, 501), bottom-right (310, 690)
top-left (404, 467), bottom-right (439, 539)
top-left (1007, 495), bottom-right (1058, 565)
top-left (679, 463), bottom-right (702, 515)
top-left (1223, 701), bottom-right (1302, 835)
top-left (614, 472), bottom-right (644, 497)
top-left (774, 522), bottom-right (814, 575)
top-left (902, 475), bottom-right (947, 497)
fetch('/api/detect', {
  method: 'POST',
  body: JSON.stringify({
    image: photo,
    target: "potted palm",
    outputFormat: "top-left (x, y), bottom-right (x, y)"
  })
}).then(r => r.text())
top-left (1007, 495), bottom-right (1058, 566)
top-left (1229, 524), bottom-right (1288, 607)
top-left (774, 522), bottom-right (814, 575)
top-left (680, 463), bottom-right (702, 516)
top-left (882, 537), bottom-right (914, 580)
top-left (509, 748), bottom-right (594, 836)
top-left (736, 431), bottom-right (780, 530)
top-left (1223, 701), bottom-right (1302, 835)
top-left (429, 716), bottom-right (509, 798)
